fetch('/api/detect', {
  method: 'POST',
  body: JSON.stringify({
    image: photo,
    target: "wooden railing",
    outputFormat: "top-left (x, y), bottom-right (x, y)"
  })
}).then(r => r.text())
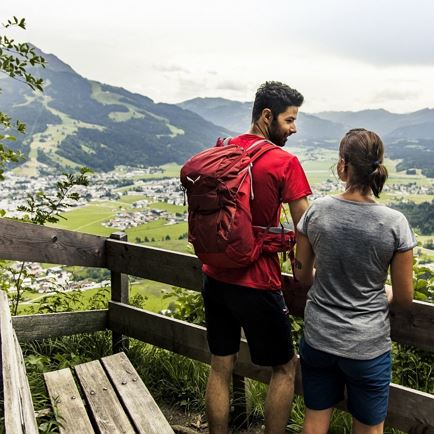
top-left (1, 218), bottom-right (434, 432)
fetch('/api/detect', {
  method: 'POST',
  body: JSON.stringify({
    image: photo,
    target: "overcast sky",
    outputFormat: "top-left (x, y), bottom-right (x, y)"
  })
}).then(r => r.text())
top-left (1, 0), bottom-right (434, 113)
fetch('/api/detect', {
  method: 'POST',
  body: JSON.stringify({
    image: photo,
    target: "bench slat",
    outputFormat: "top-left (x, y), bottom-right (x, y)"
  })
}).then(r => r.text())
top-left (14, 332), bottom-right (39, 434)
top-left (0, 291), bottom-right (38, 434)
top-left (102, 352), bottom-right (174, 434)
top-left (75, 360), bottom-right (135, 434)
top-left (44, 368), bottom-right (94, 434)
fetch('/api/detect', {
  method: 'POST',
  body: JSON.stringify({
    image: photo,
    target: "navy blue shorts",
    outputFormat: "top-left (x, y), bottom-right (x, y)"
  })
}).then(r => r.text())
top-left (300, 337), bottom-right (391, 426)
top-left (202, 274), bottom-right (294, 366)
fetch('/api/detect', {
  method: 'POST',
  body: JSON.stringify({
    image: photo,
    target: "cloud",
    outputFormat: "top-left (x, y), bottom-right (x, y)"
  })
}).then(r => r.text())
top-left (152, 64), bottom-right (190, 74)
top-left (370, 89), bottom-right (421, 104)
top-left (288, 0), bottom-right (434, 66)
top-left (214, 80), bottom-right (248, 92)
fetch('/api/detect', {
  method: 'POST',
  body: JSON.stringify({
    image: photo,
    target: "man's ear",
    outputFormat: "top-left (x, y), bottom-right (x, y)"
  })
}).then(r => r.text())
top-left (261, 108), bottom-right (273, 126)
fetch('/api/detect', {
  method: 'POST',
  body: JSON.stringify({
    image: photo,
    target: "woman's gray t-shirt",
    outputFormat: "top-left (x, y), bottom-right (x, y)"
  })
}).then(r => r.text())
top-left (297, 196), bottom-right (417, 359)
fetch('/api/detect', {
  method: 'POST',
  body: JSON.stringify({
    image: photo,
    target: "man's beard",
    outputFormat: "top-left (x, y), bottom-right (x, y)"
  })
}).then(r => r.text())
top-left (269, 120), bottom-right (288, 147)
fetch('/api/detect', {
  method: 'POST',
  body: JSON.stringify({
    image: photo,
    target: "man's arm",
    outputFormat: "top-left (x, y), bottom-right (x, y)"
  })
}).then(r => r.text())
top-left (288, 196), bottom-right (309, 228)
top-left (287, 196), bottom-right (315, 285)
top-left (294, 232), bottom-right (315, 286)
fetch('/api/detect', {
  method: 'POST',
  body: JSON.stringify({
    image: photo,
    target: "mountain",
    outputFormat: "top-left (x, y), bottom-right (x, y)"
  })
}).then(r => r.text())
top-left (180, 98), bottom-right (434, 177)
top-left (178, 97), bottom-right (253, 134)
top-left (179, 98), bottom-right (346, 142)
top-left (0, 48), bottom-right (231, 175)
top-left (314, 108), bottom-right (434, 139)
top-left (3, 47), bottom-right (434, 177)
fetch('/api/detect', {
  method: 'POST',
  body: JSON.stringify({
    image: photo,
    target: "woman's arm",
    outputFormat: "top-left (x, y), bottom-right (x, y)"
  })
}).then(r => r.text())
top-left (390, 249), bottom-right (414, 308)
top-left (294, 232), bottom-right (315, 286)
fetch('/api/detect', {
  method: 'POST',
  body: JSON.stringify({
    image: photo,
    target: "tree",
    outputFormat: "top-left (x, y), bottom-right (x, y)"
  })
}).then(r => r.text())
top-left (0, 17), bottom-right (92, 314)
top-left (0, 16), bottom-right (46, 180)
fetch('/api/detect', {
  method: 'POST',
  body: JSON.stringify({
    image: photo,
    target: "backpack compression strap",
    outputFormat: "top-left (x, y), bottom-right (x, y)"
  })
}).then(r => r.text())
top-left (245, 140), bottom-right (278, 200)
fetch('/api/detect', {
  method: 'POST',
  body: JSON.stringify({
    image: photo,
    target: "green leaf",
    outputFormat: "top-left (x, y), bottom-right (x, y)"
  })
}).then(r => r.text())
top-left (414, 291), bottom-right (428, 301)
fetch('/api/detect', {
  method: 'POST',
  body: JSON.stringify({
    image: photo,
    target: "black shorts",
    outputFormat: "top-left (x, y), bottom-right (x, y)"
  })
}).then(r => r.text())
top-left (202, 274), bottom-right (294, 366)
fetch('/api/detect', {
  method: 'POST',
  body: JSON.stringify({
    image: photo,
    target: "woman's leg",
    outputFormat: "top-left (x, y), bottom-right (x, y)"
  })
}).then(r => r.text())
top-left (299, 338), bottom-right (344, 434)
top-left (352, 417), bottom-right (384, 434)
top-left (302, 407), bottom-right (333, 434)
top-left (340, 351), bottom-right (391, 431)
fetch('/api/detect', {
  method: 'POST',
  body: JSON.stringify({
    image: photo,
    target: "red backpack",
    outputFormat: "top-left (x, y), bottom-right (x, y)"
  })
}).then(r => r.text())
top-left (180, 137), bottom-right (295, 268)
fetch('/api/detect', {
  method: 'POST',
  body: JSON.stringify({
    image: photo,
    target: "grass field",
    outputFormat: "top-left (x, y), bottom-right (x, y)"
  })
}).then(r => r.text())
top-left (290, 146), bottom-right (434, 188)
top-left (47, 151), bottom-right (432, 248)
top-left (18, 278), bottom-right (176, 315)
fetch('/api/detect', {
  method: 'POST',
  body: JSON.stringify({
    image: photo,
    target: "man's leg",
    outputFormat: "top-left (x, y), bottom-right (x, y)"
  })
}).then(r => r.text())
top-left (205, 354), bottom-right (237, 434)
top-left (264, 354), bottom-right (298, 434)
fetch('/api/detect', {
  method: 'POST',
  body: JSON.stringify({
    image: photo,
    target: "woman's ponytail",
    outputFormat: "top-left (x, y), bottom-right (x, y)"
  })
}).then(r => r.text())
top-left (369, 163), bottom-right (388, 198)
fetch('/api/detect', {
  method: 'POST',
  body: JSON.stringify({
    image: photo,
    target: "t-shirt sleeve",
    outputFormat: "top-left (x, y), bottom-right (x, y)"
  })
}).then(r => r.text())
top-left (281, 155), bottom-right (312, 203)
top-left (395, 214), bottom-right (418, 252)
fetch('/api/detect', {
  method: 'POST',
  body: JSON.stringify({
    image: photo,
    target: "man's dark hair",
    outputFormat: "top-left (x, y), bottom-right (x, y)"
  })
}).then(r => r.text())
top-left (251, 81), bottom-right (304, 122)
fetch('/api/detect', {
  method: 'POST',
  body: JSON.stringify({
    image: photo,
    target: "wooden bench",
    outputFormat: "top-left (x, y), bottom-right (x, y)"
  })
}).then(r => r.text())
top-left (0, 291), bottom-right (174, 434)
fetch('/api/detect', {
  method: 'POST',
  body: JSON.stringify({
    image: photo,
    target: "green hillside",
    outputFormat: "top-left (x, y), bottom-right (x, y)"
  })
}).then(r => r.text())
top-left (0, 48), bottom-right (231, 176)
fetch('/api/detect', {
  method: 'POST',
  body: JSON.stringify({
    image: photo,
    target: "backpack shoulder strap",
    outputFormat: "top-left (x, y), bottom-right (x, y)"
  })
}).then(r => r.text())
top-left (248, 140), bottom-right (278, 163)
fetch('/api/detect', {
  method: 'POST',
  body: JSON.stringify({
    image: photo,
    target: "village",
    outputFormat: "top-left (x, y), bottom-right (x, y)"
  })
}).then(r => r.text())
top-left (1, 167), bottom-right (433, 296)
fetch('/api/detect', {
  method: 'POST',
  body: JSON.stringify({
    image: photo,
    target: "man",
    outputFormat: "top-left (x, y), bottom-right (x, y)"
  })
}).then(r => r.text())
top-left (202, 81), bottom-right (312, 433)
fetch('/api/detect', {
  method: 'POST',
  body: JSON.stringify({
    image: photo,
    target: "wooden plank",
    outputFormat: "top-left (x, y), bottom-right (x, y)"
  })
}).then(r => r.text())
top-left (75, 360), bottom-right (135, 433)
top-left (108, 301), bottom-right (434, 431)
top-left (101, 352), bottom-right (174, 434)
top-left (0, 291), bottom-right (38, 434)
top-left (14, 332), bottom-right (39, 434)
top-left (110, 233), bottom-right (129, 354)
top-left (105, 239), bottom-right (203, 291)
top-left (0, 218), bottom-right (106, 267)
top-left (13, 310), bottom-right (107, 342)
top-left (386, 383), bottom-right (434, 432)
top-left (107, 301), bottom-right (289, 388)
top-left (390, 300), bottom-right (434, 353)
top-left (44, 368), bottom-right (94, 434)
top-left (105, 239), bottom-right (434, 352)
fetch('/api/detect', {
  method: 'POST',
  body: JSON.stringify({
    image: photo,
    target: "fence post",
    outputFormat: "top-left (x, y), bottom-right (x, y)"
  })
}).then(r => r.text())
top-left (110, 232), bottom-right (129, 353)
top-left (232, 373), bottom-right (249, 430)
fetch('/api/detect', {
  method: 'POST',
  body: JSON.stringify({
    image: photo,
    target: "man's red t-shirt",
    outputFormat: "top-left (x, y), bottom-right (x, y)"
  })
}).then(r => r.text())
top-left (202, 134), bottom-right (312, 290)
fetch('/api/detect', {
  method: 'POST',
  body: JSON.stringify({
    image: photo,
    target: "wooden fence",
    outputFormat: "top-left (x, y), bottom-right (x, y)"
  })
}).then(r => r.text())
top-left (1, 218), bottom-right (434, 432)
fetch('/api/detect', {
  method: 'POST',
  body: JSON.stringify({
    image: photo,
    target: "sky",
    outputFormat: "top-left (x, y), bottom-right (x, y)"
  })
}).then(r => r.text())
top-left (1, 0), bottom-right (434, 113)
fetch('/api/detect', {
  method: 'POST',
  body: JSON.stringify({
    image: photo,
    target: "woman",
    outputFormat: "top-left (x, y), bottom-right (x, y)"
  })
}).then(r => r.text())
top-left (295, 128), bottom-right (416, 434)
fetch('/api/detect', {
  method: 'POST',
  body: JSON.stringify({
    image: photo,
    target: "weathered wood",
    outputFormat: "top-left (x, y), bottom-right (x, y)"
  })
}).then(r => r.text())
top-left (107, 301), bottom-right (298, 390)
top-left (106, 239), bottom-right (203, 291)
top-left (13, 310), bottom-right (107, 342)
top-left (0, 291), bottom-right (38, 434)
top-left (14, 332), bottom-right (39, 434)
top-left (0, 218), bottom-right (106, 267)
top-left (75, 359), bottom-right (135, 433)
top-left (101, 352), bottom-right (174, 434)
top-left (105, 240), bottom-right (434, 352)
top-left (110, 233), bottom-right (129, 353)
top-left (107, 302), bottom-right (434, 431)
top-left (44, 368), bottom-right (94, 434)
top-left (281, 274), bottom-right (309, 318)
top-left (390, 300), bottom-right (434, 353)
top-left (386, 383), bottom-right (434, 432)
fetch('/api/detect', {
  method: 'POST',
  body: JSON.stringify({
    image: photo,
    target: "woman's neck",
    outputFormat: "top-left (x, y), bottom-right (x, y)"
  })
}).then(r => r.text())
top-left (338, 187), bottom-right (376, 203)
